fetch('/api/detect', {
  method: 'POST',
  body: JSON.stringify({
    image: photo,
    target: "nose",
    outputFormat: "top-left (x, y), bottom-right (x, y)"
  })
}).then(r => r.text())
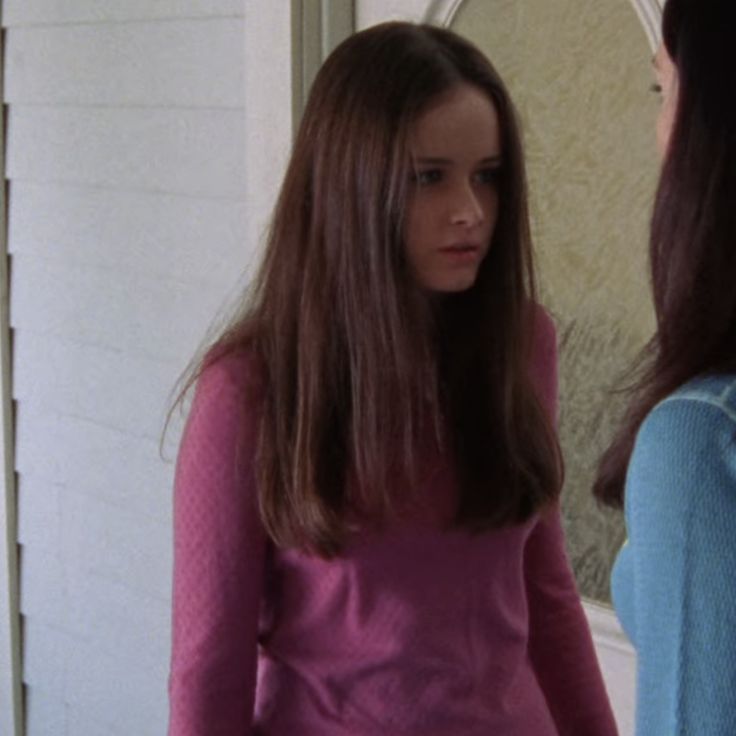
top-left (449, 184), bottom-right (485, 227)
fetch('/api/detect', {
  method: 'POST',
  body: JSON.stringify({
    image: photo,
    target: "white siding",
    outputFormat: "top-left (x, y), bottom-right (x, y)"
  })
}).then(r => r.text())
top-left (4, 1), bottom-right (244, 26)
top-left (10, 256), bottom-right (235, 363)
top-left (7, 106), bottom-right (246, 197)
top-left (3, 1), bottom-right (263, 733)
top-left (356, 0), bottom-right (427, 28)
top-left (5, 20), bottom-right (245, 107)
top-left (8, 182), bottom-right (250, 284)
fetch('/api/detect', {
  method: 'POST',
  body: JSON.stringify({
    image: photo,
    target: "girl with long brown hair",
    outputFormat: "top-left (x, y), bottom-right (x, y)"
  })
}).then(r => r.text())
top-left (168, 22), bottom-right (616, 735)
top-left (597, 0), bottom-right (736, 733)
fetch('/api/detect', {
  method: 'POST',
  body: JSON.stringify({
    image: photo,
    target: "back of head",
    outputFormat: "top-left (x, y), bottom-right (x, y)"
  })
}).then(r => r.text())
top-left (594, 0), bottom-right (736, 506)
top-left (654, 0), bottom-right (736, 369)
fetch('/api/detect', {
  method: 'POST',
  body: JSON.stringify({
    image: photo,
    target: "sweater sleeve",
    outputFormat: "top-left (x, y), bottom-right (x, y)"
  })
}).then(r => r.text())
top-left (524, 306), bottom-right (619, 735)
top-left (525, 507), bottom-right (619, 735)
top-left (168, 355), bottom-right (267, 736)
top-left (624, 396), bottom-right (736, 736)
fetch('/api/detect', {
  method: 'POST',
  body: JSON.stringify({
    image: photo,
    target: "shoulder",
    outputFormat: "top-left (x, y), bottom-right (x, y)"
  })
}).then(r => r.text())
top-left (195, 348), bottom-right (263, 406)
top-left (628, 373), bottom-right (736, 513)
top-left (638, 373), bottom-right (736, 449)
top-left (663, 373), bottom-right (736, 417)
top-left (184, 348), bottom-right (264, 442)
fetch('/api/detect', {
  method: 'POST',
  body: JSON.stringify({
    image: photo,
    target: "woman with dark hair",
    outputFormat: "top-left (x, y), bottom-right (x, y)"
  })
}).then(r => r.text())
top-left (596, 0), bottom-right (736, 733)
top-left (168, 22), bottom-right (617, 735)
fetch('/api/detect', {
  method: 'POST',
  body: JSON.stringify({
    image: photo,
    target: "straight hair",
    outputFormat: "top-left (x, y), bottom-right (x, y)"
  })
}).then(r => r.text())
top-left (187, 23), bottom-right (563, 554)
top-left (594, 0), bottom-right (736, 506)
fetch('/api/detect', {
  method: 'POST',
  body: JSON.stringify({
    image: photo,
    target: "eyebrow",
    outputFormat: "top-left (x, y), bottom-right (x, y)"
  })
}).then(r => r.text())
top-left (414, 155), bottom-right (503, 165)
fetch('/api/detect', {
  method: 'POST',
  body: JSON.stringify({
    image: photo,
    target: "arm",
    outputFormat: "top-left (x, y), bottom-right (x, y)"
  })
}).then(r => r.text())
top-left (525, 507), bottom-right (619, 735)
top-left (168, 355), bottom-right (267, 736)
top-left (525, 305), bottom-right (619, 735)
top-left (625, 397), bottom-right (736, 736)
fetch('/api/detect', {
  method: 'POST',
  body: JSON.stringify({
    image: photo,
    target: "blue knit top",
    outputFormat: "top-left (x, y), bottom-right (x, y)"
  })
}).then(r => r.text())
top-left (611, 374), bottom-right (736, 735)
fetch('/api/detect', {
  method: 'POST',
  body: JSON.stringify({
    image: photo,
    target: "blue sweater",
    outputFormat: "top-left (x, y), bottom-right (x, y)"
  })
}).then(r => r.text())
top-left (611, 374), bottom-right (736, 735)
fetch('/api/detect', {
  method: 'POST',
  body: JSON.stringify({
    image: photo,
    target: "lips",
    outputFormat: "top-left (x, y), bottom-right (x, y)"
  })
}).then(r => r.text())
top-left (439, 242), bottom-right (480, 254)
top-left (437, 242), bottom-right (482, 261)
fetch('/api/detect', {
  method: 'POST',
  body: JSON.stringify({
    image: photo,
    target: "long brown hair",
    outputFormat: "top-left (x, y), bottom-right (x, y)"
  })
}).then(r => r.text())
top-left (594, 0), bottom-right (736, 507)
top-left (193, 22), bottom-right (562, 554)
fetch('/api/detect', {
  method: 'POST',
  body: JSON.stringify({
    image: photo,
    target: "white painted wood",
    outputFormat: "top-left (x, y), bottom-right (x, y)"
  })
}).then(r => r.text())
top-left (583, 600), bottom-right (636, 736)
top-left (243, 1), bottom-right (293, 264)
top-left (7, 105), bottom-right (246, 198)
top-left (0, 23), bottom-right (23, 736)
top-left (22, 595), bottom-right (168, 732)
top-left (66, 710), bottom-right (120, 736)
top-left (356, 0), bottom-right (426, 28)
top-left (17, 476), bottom-right (174, 592)
top-left (2, 5), bottom-right (258, 732)
top-left (65, 639), bottom-right (166, 734)
top-left (16, 408), bottom-right (174, 523)
top-left (21, 562), bottom-right (170, 672)
top-left (16, 469), bottom-right (172, 561)
top-left (3, 0), bottom-right (244, 27)
top-left (9, 255), bottom-right (241, 365)
top-left (291, 0), bottom-right (355, 124)
top-left (22, 617), bottom-right (73, 699)
top-left (8, 182), bottom-right (252, 283)
top-left (24, 686), bottom-right (68, 736)
top-left (6, 19), bottom-right (245, 107)
top-left (18, 487), bottom-right (172, 614)
top-left (12, 331), bottom-right (181, 441)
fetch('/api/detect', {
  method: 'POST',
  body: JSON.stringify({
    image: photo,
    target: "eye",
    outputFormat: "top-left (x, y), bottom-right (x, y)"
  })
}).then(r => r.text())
top-left (650, 83), bottom-right (663, 95)
top-left (412, 169), bottom-right (443, 186)
top-left (475, 167), bottom-right (502, 185)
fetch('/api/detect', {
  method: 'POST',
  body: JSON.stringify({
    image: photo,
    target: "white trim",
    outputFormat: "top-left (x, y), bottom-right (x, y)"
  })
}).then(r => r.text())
top-left (0, 15), bottom-right (24, 735)
top-left (583, 600), bottom-right (637, 736)
top-left (629, 0), bottom-right (663, 52)
top-left (291, 0), bottom-right (356, 127)
top-left (583, 599), bottom-right (635, 657)
top-left (423, 0), bottom-right (662, 52)
top-left (422, 0), bottom-right (464, 25)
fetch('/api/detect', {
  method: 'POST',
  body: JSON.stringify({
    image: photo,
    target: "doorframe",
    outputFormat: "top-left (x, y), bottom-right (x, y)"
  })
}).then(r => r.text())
top-left (291, 0), bottom-right (356, 127)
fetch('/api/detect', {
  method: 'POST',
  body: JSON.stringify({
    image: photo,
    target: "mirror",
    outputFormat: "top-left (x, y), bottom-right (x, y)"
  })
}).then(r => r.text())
top-left (450, 0), bottom-right (660, 602)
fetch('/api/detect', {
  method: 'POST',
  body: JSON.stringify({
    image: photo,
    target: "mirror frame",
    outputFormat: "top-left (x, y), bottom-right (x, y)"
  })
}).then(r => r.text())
top-left (424, 0), bottom-right (662, 49)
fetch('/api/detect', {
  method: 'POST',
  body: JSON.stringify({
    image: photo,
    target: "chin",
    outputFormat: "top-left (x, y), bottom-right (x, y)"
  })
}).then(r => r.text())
top-left (431, 275), bottom-right (479, 293)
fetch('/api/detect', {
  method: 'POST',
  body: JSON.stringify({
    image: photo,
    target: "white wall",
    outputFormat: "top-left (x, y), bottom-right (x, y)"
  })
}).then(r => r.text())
top-left (3, 1), bottom-right (289, 733)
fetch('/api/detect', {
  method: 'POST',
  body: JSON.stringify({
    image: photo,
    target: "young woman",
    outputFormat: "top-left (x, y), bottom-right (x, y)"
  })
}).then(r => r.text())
top-left (168, 22), bottom-right (617, 735)
top-left (596, 1), bottom-right (736, 733)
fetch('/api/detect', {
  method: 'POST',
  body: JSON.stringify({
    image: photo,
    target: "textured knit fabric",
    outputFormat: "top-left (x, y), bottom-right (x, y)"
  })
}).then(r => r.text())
top-left (168, 310), bottom-right (618, 736)
top-left (611, 374), bottom-right (736, 735)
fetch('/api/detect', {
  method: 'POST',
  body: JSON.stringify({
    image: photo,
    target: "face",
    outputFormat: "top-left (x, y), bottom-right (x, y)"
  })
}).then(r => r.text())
top-left (404, 84), bottom-right (502, 294)
top-left (653, 43), bottom-right (679, 159)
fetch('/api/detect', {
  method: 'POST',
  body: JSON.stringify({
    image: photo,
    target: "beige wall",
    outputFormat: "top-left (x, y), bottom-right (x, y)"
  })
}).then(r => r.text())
top-left (454, 0), bottom-right (659, 602)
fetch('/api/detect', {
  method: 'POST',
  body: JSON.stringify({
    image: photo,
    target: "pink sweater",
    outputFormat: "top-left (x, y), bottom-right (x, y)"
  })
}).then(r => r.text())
top-left (168, 312), bottom-right (618, 735)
